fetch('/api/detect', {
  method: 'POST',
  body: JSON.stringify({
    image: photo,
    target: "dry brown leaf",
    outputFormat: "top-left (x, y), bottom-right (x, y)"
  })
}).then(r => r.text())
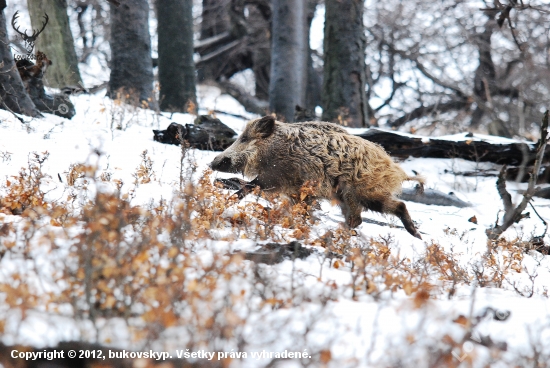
top-left (320, 349), bottom-right (332, 363)
top-left (453, 315), bottom-right (469, 326)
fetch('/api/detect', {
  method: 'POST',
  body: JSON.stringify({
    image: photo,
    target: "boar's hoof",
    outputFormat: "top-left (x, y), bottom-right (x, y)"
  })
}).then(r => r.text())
top-left (347, 215), bottom-right (363, 228)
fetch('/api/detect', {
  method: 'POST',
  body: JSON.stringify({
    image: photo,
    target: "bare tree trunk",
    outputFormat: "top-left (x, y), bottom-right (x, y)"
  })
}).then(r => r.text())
top-left (197, 0), bottom-right (232, 82)
top-left (27, 0), bottom-right (82, 88)
top-left (269, 0), bottom-right (307, 122)
top-left (196, 0), bottom-right (253, 83)
top-left (470, 12), bottom-right (497, 129)
top-left (248, 2), bottom-right (271, 100)
top-left (157, 0), bottom-right (197, 112)
top-left (0, 6), bottom-right (39, 117)
top-left (108, 0), bottom-right (155, 108)
top-left (322, 0), bottom-right (368, 127)
top-left (201, 0), bottom-right (230, 39)
top-left (304, 0), bottom-right (320, 110)
top-left (196, 0), bottom-right (272, 100)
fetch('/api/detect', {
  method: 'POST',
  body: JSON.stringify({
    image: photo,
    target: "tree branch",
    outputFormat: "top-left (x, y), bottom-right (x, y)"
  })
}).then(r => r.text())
top-left (380, 40), bottom-right (467, 98)
top-left (197, 40), bottom-right (242, 65)
top-left (496, 165), bottom-right (513, 212)
top-left (194, 32), bottom-right (232, 51)
top-left (412, 57), bottom-right (467, 98)
top-left (214, 80), bottom-right (269, 116)
top-left (388, 98), bottom-right (471, 128)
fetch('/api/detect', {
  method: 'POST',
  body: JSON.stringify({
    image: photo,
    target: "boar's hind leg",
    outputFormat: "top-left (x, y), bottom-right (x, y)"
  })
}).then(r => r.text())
top-left (386, 199), bottom-right (422, 240)
top-left (335, 189), bottom-right (363, 228)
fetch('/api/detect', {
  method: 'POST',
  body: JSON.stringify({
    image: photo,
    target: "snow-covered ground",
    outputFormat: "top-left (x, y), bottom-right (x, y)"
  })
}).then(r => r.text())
top-left (1, 86), bottom-right (550, 367)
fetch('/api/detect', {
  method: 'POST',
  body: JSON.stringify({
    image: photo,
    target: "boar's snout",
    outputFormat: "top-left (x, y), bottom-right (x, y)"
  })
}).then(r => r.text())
top-left (210, 155), bottom-right (233, 172)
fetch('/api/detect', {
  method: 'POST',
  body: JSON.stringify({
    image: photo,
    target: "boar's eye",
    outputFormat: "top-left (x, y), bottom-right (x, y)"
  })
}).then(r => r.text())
top-left (239, 135), bottom-right (250, 143)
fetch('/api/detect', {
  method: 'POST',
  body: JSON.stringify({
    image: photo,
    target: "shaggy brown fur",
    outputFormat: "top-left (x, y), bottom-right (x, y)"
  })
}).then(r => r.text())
top-left (210, 116), bottom-right (424, 238)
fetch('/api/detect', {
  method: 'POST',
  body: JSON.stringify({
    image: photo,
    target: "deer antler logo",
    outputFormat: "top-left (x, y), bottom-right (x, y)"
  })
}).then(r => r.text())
top-left (11, 10), bottom-right (49, 55)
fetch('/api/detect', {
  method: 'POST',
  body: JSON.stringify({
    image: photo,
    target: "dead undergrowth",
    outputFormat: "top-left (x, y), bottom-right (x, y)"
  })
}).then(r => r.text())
top-left (0, 150), bottom-right (549, 367)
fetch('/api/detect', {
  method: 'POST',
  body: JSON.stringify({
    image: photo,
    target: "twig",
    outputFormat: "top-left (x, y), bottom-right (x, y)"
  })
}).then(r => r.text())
top-left (197, 40), bottom-right (242, 64)
top-left (211, 109), bottom-right (250, 120)
top-left (0, 96), bottom-right (28, 123)
top-left (496, 166), bottom-right (513, 212)
top-left (497, 1), bottom-right (517, 28)
top-left (529, 202), bottom-right (548, 238)
top-left (194, 32), bottom-right (232, 50)
top-left (507, 14), bottom-right (524, 53)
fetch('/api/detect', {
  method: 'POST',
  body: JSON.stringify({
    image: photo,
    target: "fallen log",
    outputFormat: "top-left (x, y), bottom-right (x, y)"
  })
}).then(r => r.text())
top-left (234, 241), bottom-right (313, 265)
top-left (517, 186), bottom-right (550, 200)
top-left (452, 165), bottom-right (550, 184)
top-left (399, 186), bottom-right (472, 207)
top-left (533, 187), bottom-right (550, 199)
top-left (153, 115), bottom-right (237, 150)
top-left (358, 129), bottom-right (550, 166)
top-left (155, 114), bottom-right (549, 182)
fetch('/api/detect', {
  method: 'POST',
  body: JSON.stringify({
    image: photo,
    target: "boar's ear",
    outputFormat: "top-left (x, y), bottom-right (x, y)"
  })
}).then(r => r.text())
top-left (253, 116), bottom-right (275, 138)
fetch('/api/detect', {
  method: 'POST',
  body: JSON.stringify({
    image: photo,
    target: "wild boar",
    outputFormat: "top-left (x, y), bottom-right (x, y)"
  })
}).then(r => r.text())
top-left (209, 116), bottom-right (424, 239)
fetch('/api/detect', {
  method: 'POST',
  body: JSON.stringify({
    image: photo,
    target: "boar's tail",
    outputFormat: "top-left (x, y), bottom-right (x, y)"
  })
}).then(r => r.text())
top-left (405, 175), bottom-right (425, 194)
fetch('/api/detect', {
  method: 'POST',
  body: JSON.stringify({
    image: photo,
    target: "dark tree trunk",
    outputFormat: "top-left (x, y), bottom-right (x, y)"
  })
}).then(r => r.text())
top-left (304, 56), bottom-right (321, 110)
top-left (200, 0), bottom-right (231, 39)
top-left (0, 7), bottom-right (39, 117)
top-left (197, 0), bottom-right (233, 82)
top-left (27, 0), bottom-right (82, 88)
top-left (108, 0), bottom-right (155, 108)
top-left (470, 12), bottom-right (497, 128)
top-left (157, 0), bottom-right (197, 112)
top-left (248, 2), bottom-right (272, 100)
top-left (196, 0), bottom-right (272, 101)
top-left (269, 0), bottom-right (307, 122)
top-left (322, 0), bottom-right (368, 127)
top-left (196, 0), bottom-right (252, 83)
top-left (304, 0), bottom-right (320, 110)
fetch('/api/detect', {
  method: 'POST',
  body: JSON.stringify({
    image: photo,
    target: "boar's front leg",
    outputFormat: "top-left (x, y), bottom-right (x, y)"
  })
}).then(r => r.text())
top-left (234, 177), bottom-right (262, 199)
top-left (335, 187), bottom-right (363, 228)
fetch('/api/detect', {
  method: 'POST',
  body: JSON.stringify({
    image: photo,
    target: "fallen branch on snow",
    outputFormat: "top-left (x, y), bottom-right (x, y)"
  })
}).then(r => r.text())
top-left (358, 129), bottom-right (549, 166)
top-left (486, 111), bottom-right (549, 240)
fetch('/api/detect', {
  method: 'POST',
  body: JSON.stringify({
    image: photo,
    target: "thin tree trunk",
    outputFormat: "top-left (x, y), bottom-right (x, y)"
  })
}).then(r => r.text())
top-left (157, 0), bottom-right (197, 112)
top-left (470, 12), bottom-right (497, 128)
top-left (195, 0), bottom-right (271, 100)
top-left (108, 0), bottom-right (155, 108)
top-left (322, 0), bottom-right (368, 127)
top-left (304, 0), bottom-right (320, 110)
top-left (200, 0), bottom-right (230, 39)
top-left (27, 0), bottom-right (82, 88)
top-left (197, 0), bottom-right (232, 83)
top-left (0, 7), bottom-right (39, 117)
top-left (249, 2), bottom-right (271, 100)
top-left (269, 0), bottom-right (307, 122)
